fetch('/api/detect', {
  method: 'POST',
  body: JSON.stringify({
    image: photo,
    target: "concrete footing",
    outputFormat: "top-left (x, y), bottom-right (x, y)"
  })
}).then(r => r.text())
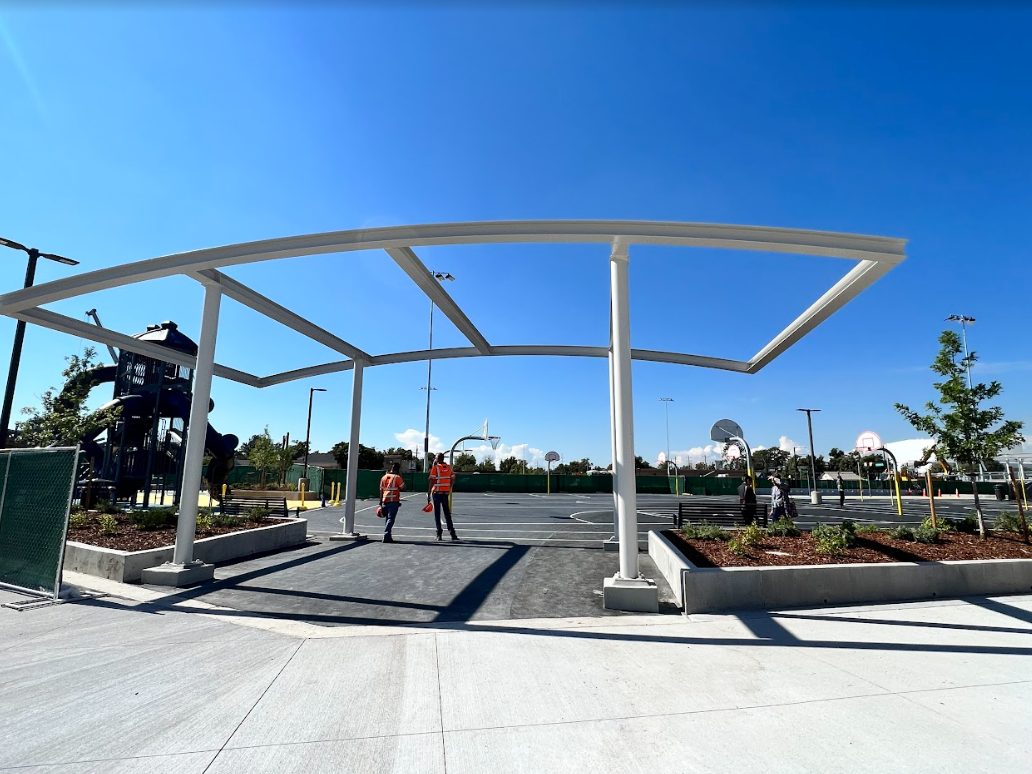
top-left (603, 574), bottom-right (659, 612)
top-left (140, 560), bottom-right (214, 587)
top-left (810, 491), bottom-right (822, 504)
top-left (328, 532), bottom-right (368, 543)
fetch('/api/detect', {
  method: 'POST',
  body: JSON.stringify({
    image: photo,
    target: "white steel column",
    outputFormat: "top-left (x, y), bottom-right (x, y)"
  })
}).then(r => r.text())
top-left (605, 308), bottom-right (619, 549)
top-left (610, 240), bottom-right (639, 579)
top-left (341, 359), bottom-right (365, 537)
top-left (172, 280), bottom-right (221, 565)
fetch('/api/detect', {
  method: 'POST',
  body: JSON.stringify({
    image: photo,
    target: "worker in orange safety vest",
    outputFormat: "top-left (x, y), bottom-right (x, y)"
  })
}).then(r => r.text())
top-left (428, 452), bottom-right (459, 541)
top-left (378, 462), bottom-right (406, 543)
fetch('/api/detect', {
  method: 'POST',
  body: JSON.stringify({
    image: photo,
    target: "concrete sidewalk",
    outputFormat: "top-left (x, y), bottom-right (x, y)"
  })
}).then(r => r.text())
top-left (2, 576), bottom-right (1030, 773)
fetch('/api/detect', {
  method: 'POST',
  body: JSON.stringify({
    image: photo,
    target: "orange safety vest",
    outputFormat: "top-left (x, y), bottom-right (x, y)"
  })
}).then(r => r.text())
top-left (380, 473), bottom-right (406, 503)
top-left (429, 463), bottom-right (454, 493)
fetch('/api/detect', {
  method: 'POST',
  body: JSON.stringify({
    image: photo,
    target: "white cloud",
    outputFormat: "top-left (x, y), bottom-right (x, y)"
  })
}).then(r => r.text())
top-left (778, 435), bottom-right (800, 453)
top-left (393, 428), bottom-right (445, 455)
top-left (664, 445), bottom-right (725, 465)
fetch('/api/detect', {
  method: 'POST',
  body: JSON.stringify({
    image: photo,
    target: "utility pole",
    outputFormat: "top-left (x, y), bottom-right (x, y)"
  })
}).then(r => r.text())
top-left (797, 408), bottom-right (822, 504)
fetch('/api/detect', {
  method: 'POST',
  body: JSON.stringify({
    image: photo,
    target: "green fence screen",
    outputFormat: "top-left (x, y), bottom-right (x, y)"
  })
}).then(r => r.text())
top-left (0, 447), bottom-right (78, 598)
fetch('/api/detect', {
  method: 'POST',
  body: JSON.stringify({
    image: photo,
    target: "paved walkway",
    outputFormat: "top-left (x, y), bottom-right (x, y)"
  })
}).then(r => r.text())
top-left (3, 580), bottom-right (1031, 772)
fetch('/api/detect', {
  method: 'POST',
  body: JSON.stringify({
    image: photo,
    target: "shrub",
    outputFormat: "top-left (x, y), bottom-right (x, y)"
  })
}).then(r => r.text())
top-left (68, 511), bottom-right (90, 530)
top-left (680, 521), bottom-right (730, 541)
top-left (196, 512), bottom-right (214, 531)
top-left (913, 524), bottom-right (941, 544)
top-left (95, 500), bottom-right (121, 515)
top-left (841, 519), bottom-right (857, 535)
top-left (889, 525), bottom-right (915, 541)
top-left (922, 515), bottom-right (955, 533)
top-left (246, 506), bottom-right (272, 524)
top-left (739, 523), bottom-right (766, 546)
top-left (768, 517), bottom-right (800, 537)
top-left (947, 515), bottom-right (979, 534)
top-left (212, 511), bottom-right (239, 528)
top-left (993, 512), bottom-right (1023, 533)
top-left (811, 523), bottom-right (855, 556)
top-left (728, 535), bottom-right (748, 556)
top-left (855, 523), bottom-right (882, 534)
top-left (131, 507), bottom-right (177, 531)
top-left (97, 514), bottom-right (118, 534)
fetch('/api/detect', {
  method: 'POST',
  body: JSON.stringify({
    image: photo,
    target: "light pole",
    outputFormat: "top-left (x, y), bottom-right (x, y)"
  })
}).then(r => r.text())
top-left (424, 271), bottom-right (455, 472)
top-left (303, 387), bottom-right (327, 480)
top-left (945, 314), bottom-right (976, 388)
top-left (0, 237), bottom-right (79, 448)
top-left (659, 398), bottom-right (673, 469)
top-left (797, 408), bottom-right (822, 504)
top-left (792, 446), bottom-right (807, 488)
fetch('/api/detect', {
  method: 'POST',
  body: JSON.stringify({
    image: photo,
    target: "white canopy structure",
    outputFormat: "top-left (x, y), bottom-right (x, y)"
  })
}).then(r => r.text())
top-left (0, 220), bottom-right (907, 607)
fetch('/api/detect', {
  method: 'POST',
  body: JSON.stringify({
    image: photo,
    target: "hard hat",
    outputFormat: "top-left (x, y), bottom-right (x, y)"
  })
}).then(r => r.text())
top-left (422, 503), bottom-right (434, 513)
top-left (376, 506), bottom-right (383, 518)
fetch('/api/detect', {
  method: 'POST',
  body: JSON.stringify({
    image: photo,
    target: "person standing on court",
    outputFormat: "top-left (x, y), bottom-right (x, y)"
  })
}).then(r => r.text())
top-left (429, 452), bottom-right (459, 541)
top-left (738, 475), bottom-right (758, 524)
top-left (770, 476), bottom-right (787, 520)
top-left (379, 462), bottom-right (406, 543)
top-left (837, 473), bottom-right (846, 508)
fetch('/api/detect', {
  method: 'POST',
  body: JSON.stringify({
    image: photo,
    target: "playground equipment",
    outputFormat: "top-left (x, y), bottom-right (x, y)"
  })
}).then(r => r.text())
top-left (72, 321), bottom-right (238, 506)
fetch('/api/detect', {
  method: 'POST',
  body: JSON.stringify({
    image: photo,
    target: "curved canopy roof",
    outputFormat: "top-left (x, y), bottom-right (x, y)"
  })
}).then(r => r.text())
top-left (0, 220), bottom-right (906, 388)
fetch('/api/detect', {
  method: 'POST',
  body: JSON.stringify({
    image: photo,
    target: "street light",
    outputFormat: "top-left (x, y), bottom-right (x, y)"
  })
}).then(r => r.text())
top-left (659, 398), bottom-right (674, 470)
top-left (303, 388), bottom-right (327, 480)
top-left (945, 314), bottom-right (976, 388)
top-left (797, 408), bottom-right (822, 503)
top-left (423, 271), bottom-right (455, 471)
top-left (792, 446), bottom-right (808, 488)
top-left (0, 237), bottom-right (79, 448)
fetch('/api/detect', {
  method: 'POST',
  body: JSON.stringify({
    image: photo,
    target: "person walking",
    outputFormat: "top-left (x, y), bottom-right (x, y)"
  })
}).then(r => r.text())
top-left (770, 476), bottom-right (787, 520)
top-left (738, 475), bottom-right (758, 524)
top-left (378, 462), bottom-right (406, 543)
top-left (429, 452), bottom-right (459, 541)
top-left (837, 473), bottom-right (846, 508)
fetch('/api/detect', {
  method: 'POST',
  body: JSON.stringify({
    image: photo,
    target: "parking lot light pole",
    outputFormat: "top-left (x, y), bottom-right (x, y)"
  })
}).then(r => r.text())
top-left (423, 271), bottom-right (454, 471)
top-left (0, 238), bottom-right (79, 448)
top-left (303, 388), bottom-right (327, 480)
top-left (797, 408), bottom-right (822, 504)
top-left (659, 398), bottom-right (673, 469)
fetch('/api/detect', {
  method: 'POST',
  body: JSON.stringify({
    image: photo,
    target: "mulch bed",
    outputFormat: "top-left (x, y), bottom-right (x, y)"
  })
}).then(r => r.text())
top-left (665, 529), bottom-right (1032, 568)
top-left (68, 512), bottom-right (275, 552)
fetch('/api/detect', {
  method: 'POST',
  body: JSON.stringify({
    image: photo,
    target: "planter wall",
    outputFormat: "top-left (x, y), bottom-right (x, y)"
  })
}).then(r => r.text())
top-left (63, 517), bottom-right (308, 584)
top-left (648, 530), bottom-right (1032, 615)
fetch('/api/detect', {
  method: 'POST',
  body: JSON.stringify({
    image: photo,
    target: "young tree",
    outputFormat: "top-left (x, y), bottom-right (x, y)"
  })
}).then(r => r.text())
top-left (17, 348), bottom-right (121, 448)
top-left (475, 457), bottom-right (497, 473)
top-left (330, 441), bottom-right (384, 470)
top-left (247, 428), bottom-right (277, 486)
top-left (895, 330), bottom-right (1024, 537)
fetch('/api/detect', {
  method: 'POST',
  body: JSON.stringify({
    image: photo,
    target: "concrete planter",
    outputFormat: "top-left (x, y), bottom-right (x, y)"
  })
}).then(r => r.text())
top-left (648, 530), bottom-right (1032, 615)
top-left (63, 517), bottom-right (308, 584)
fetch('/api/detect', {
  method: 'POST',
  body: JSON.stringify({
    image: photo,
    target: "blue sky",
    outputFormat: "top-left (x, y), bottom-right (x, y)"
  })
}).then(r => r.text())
top-left (1, 4), bottom-right (1030, 468)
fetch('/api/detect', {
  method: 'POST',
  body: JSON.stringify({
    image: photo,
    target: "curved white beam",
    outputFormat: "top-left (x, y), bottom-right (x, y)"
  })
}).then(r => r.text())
top-left (0, 220), bottom-right (906, 314)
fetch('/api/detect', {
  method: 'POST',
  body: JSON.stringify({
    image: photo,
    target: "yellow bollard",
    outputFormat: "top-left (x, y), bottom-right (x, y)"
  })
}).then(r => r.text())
top-left (299, 482), bottom-right (307, 511)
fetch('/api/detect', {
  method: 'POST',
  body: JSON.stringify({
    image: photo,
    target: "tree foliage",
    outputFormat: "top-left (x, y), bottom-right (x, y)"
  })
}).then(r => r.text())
top-left (895, 330), bottom-right (1024, 537)
top-left (17, 348), bottom-right (121, 448)
top-left (453, 452), bottom-right (477, 472)
top-left (246, 428), bottom-right (278, 486)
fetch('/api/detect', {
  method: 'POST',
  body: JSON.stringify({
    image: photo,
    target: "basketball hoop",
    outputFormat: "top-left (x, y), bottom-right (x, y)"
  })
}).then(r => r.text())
top-left (488, 436), bottom-right (502, 450)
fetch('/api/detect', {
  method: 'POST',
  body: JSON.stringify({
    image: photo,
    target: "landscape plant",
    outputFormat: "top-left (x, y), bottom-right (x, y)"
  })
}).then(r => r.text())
top-left (895, 330), bottom-right (1025, 539)
top-left (889, 525), bottom-right (915, 541)
top-left (97, 514), bottom-right (117, 534)
top-left (768, 517), bottom-right (800, 537)
top-left (679, 521), bottom-right (729, 541)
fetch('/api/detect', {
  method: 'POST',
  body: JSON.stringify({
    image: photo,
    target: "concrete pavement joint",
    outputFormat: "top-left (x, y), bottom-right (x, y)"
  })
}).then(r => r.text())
top-left (205, 638), bottom-right (308, 773)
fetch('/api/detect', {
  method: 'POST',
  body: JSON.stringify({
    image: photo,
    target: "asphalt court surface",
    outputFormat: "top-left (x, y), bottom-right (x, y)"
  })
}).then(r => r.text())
top-left (148, 492), bottom-right (1022, 629)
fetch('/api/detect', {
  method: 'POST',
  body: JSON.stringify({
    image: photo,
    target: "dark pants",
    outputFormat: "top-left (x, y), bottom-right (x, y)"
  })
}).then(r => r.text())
top-left (382, 501), bottom-right (400, 537)
top-left (741, 504), bottom-right (757, 524)
top-left (433, 492), bottom-right (456, 536)
top-left (839, 490), bottom-right (845, 507)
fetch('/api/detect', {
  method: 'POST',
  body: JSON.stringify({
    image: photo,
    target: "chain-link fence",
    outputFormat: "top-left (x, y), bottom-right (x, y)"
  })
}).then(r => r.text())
top-left (0, 447), bottom-right (79, 599)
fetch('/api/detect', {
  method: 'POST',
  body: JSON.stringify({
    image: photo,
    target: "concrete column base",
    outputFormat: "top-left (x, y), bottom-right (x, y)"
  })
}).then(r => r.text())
top-left (602, 538), bottom-right (620, 552)
top-left (140, 560), bottom-right (214, 587)
top-left (328, 532), bottom-right (368, 543)
top-left (603, 574), bottom-right (658, 612)
top-left (810, 491), bottom-right (822, 505)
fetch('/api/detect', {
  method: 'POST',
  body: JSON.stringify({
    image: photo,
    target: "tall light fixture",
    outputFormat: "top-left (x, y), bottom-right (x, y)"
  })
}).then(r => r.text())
top-left (0, 237), bottom-right (79, 448)
top-left (797, 408), bottom-right (821, 502)
top-left (659, 398), bottom-right (674, 470)
top-left (303, 387), bottom-right (327, 480)
top-left (945, 314), bottom-right (976, 388)
top-left (424, 271), bottom-right (455, 471)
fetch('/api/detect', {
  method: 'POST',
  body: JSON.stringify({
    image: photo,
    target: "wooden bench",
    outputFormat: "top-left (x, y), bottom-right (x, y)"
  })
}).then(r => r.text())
top-left (675, 501), bottom-right (769, 529)
top-left (221, 496), bottom-right (289, 518)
